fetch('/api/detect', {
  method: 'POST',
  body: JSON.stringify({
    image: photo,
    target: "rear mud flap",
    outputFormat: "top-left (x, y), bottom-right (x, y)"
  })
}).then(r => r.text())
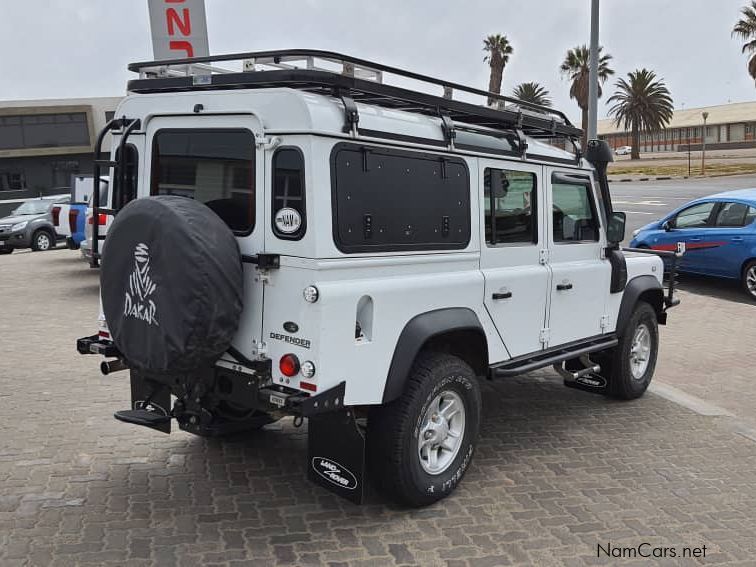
top-left (121, 371), bottom-right (172, 434)
top-left (307, 409), bottom-right (365, 505)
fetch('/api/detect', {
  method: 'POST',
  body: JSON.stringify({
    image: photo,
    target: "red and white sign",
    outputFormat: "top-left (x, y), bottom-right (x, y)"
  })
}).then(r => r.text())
top-left (148, 0), bottom-right (209, 60)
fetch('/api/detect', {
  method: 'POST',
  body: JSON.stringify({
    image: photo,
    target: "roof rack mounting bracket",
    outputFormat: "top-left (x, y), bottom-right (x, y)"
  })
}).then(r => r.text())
top-left (339, 93), bottom-right (359, 135)
top-left (439, 112), bottom-right (456, 147)
top-left (515, 128), bottom-right (528, 157)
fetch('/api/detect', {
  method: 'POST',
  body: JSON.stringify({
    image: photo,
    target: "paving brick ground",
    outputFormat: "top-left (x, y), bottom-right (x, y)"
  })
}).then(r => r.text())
top-left (1, 249), bottom-right (756, 566)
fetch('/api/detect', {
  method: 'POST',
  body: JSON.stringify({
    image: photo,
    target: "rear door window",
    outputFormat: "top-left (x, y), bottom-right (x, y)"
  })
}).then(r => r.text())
top-left (272, 148), bottom-right (306, 240)
top-left (714, 202), bottom-right (752, 227)
top-left (151, 130), bottom-right (255, 234)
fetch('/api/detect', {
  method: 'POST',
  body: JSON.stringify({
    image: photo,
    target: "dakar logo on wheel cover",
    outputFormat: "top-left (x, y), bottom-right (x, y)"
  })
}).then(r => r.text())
top-left (124, 243), bottom-right (159, 326)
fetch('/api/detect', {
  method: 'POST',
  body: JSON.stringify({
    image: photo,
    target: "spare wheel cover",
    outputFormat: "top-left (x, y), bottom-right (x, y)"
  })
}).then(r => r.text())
top-left (100, 195), bottom-right (244, 375)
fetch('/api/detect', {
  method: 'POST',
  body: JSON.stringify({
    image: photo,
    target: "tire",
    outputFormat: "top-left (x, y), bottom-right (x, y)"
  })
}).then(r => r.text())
top-left (31, 230), bottom-right (54, 251)
top-left (367, 352), bottom-right (481, 507)
top-left (607, 301), bottom-right (659, 400)
top-left (742, 260), bottom-right (756, 301)
top-left (0, 246), bottom-right (13, 255)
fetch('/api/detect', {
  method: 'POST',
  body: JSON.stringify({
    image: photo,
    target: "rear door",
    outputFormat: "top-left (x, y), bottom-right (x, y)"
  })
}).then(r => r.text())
top-left (146, 115), bottom-right (266, 360)
top-left (698, 201), bottom-right (756, 277)
top-left (479, 159), bottom-right (549, 358)
top-left (545, 169), bottom-right (611, 346)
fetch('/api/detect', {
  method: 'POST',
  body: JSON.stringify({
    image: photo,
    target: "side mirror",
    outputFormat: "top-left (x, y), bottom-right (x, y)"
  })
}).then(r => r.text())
top-left (607, 211), bottom-right (626, 243)
top-left (662, 220), bottom-right (672, 232)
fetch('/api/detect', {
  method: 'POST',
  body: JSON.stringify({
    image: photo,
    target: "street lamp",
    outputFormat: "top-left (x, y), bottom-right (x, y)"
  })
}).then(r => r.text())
top-left (702, 111), bottom-right (709, 175)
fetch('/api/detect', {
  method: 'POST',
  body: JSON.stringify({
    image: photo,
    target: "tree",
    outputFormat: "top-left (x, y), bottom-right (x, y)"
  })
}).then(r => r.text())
top-left (560, 45), bottom-right (614, 148)
top-left (512, 82), bottom-right (552, 107)
top-left (483, 34), bottom-right (514, 105)
top-left (607, 69), bottom-right (674, 161)
top-left (732, 1), bottom-right (756, 82)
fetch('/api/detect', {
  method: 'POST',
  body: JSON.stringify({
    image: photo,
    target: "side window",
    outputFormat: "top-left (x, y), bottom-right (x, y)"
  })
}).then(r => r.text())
top-left (714, 202), bottom-right (751, 228)
top-left (113, 144), bottom-right (138, 210)
top-left (746, 207), bottom-right (756, 226)
top-left (674, 202), bottom-right (715, 229)
top-left (331, 144), bottom-right (470, 253)
top-left (551, 174), bottom-right (599, 242)
top-left (484, 168), bottom-right (537, 245)
top-left (151, 130), bottom-right (255, 234)
top-left (272, 148), bottom-right (306, 240)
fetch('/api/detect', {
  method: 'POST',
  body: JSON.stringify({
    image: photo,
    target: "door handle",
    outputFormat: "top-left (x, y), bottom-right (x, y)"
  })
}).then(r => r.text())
top-left (492, 291), bottom-right (513, 300)
top-left (732, 236), bottom-right (744, 242)
top-left (556, 283), bottom-right (573, 291)
top-left (689, 237), bottom-right (702, 242)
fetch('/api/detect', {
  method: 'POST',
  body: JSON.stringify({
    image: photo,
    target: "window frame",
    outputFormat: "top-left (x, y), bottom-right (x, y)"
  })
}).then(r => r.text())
top-left (271, 146), bottom-right (307, 241)
top-left (550, 172), bottom-right (602, 244)
top-left (484, 167), bottom-right (538, 247)
top-left (150, 128), bottom-right (257, 236)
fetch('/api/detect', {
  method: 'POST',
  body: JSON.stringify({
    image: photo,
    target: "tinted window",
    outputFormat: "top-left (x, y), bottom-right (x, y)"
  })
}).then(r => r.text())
top-left (0, 113), bottom-right (90, 150)
top-left (0, 170), bottom-right (25, 191)
top-left (484, 169), bottom-right (537, 245)
top-left (272, 148), bottom-right (306, 240)
top-left (552, 175), bottom-right (599, 242)
top-left (714, 202), bottom-right (751, 227)
top-left (152, 130), bottom-right (255, 234)
top-left (674, 202), bottom-right (715, 229)
top-left (332, 144), bottom-right (470, 253)
top-left (113, 145), bottom-right (138, 210)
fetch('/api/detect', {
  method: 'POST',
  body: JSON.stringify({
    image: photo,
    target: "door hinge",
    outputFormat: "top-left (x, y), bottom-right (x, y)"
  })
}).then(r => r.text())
top-left (600, 315), bottom-right (610, 331)
top-left (539, 249), bottom-right (549, 265)
top-left (539, 328), bottom-right (550, 344)
top-left (251, 340), bottom-right (268, 360)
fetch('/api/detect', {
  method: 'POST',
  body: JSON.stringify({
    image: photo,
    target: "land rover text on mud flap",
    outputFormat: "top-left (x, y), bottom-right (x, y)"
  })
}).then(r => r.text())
top-left (77, 50), bottom-right (682, 507)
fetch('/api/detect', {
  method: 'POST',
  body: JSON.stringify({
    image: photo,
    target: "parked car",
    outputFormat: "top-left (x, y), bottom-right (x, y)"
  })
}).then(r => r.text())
top-left (615, 146), bottom-right (632, 156)
top-left (80, 179), bottom-right (111, 264)
top-left (52, 176), bottom-right (107, 250)
top-left (630, 189), bottom-right (756, 299)
top-left (0, 196), bottom-right (69, 254)
top-left (77, 49), bottom-right (678, 507)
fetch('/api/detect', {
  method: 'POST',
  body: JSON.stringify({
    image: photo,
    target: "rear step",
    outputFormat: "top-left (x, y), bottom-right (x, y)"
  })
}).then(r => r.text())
top-left (492, 335), bottom-right (617, 378)
top-left (114, 409), bottom-right (171, 427)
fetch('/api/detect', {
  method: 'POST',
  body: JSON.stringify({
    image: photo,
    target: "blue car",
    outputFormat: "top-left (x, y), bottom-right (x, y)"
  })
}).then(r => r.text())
top-left (629, 188), bottom-right (756, 300)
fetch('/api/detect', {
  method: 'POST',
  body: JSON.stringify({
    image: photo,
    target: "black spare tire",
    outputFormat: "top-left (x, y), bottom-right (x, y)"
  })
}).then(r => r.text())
top-left (100, 196), bottom-right (244, 376)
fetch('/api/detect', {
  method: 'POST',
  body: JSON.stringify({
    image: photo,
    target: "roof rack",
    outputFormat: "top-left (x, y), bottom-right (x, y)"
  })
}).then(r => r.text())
top-left (127, 49), bottom-right (582, 146)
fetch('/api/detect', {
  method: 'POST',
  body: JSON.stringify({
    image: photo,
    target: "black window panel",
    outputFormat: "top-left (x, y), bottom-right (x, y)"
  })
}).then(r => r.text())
top-left (552, 174), bottom-right (599, 242)
top-left (113, 145), bottom-right (139, 209)
top-left (152, 130), bottom-right (256, 234)
top-left (484, 169), bottom-right (537, 245)
top-left (272, 148), bottom-right (306, 240)
top-left (332, 143), bottom-right (470, 253)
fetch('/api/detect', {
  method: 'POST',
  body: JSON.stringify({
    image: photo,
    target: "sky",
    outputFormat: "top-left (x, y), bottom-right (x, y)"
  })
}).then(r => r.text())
top-left (0, 0), bottom-right (754, 125)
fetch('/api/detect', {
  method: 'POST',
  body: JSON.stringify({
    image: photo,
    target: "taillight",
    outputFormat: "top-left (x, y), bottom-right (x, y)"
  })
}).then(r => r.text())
top-left (279, 354), bottom-right (300, 377)
top-left (52, 207), bottom-right (61, 226)
top-left (68, 209), bottom-right (79, 233)
top-left (93, 213), bottom-right (108, 226)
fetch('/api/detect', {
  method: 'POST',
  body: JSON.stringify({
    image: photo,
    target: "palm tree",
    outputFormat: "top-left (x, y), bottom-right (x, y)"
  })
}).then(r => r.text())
top-left (607, 69), bottom-right (674, 161)
top-left (512, 82), bottom-right (552, 107)
top-left (483, 34), bottom-right (514, 105)
top-left (732, 1), bottom-right (756, 82)
top-left (560, 45), bottom-right (614, 148)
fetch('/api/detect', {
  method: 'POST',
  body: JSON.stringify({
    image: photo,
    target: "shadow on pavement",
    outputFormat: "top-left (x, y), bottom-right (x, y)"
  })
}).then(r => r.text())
top-left (676, 273), bottom-right (754, 306)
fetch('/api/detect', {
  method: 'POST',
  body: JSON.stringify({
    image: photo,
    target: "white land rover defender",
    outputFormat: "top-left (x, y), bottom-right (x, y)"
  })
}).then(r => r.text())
top-left (78, 50), bottom-right (682, 507)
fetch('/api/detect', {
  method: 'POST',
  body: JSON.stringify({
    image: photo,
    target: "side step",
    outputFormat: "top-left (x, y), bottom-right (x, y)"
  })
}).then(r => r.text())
top-left (114, 409), bottom-right (171, 427)
top-left (492, 335), bottom-right (617, 378)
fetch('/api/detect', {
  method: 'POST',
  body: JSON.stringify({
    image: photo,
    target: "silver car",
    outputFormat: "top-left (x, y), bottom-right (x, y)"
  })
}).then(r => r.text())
top-left (0, 197), bottom-right (69, 254)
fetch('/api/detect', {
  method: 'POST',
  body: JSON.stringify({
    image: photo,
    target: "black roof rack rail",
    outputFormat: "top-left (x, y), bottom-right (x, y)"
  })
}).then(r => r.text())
top-left (126, 48), bottom-right (582, 144)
